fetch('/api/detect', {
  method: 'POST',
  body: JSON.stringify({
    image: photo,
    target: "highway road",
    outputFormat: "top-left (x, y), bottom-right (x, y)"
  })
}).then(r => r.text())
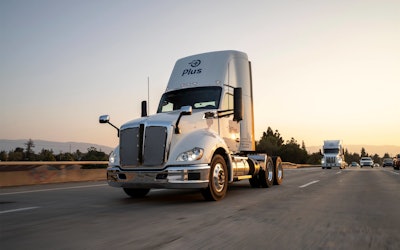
top-left (1, 167), bottom-right (400, 249)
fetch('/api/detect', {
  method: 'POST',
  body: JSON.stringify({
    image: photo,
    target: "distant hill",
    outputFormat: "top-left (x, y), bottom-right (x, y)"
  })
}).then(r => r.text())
top-left (0, 139), bottom-right (113, 154)
top-left (307, 145), bottom-right (400, 157)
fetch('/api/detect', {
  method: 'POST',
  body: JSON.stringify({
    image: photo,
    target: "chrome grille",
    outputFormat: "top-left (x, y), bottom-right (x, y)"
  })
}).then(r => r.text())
top-left (326, 156), bottom-right (336, 164)
top-left (120, 125), bottom-right (168, 168)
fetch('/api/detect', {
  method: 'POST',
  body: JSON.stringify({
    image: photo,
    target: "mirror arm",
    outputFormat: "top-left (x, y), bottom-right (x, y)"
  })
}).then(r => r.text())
top-left (107, 122), bottom-right (120, 137)
top-left (175, 113), bottom-right (184, 134)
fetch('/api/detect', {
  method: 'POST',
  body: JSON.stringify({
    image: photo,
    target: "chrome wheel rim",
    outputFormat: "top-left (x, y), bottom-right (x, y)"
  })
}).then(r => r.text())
top-left (278, 165), bottom-right (283, 179)
top-left (267, 162), bottom-right (273, 182)
top-left (212, 163), bottom-right (225, 192)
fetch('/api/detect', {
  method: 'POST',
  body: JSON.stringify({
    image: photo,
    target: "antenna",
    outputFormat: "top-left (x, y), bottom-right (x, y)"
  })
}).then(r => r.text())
top-left (147, 76), bottom-right (150, 114)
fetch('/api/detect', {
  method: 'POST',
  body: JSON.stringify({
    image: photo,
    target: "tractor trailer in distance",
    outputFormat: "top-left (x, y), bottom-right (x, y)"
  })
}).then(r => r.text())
top-left (99, 50), bottom-right (283, 201)
top-left (321, 140), bottom-right (346, 169)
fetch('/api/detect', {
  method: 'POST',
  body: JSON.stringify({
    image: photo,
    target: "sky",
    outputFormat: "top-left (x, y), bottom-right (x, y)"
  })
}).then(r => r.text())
top-left (1, 0), bottom-right (399, 153)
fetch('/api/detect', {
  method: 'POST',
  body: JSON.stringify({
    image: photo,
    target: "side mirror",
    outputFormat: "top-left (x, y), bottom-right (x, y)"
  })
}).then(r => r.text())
top-left (98, 115), bottom-right (120, 137)
top-left (175, 106), bottom-right (192, 134)
top-left (233, 87), bottom-right (243, 122)
top-left (180, 105), bottom-right (192, 115)
top-left (99, 115), bottom-right (110, 124)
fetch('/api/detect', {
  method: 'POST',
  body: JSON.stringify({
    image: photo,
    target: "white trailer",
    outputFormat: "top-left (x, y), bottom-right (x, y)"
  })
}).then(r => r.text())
top-left (99, 50), bottom-right (283, 201)
top-left (321, 140), bottom-right (346, 169)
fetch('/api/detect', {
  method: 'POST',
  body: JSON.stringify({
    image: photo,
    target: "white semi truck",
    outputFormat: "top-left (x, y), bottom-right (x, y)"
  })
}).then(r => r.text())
top-left (99, 50), bottom-right (283, 201)
top-left (321, 140), bottom-right (346, 169)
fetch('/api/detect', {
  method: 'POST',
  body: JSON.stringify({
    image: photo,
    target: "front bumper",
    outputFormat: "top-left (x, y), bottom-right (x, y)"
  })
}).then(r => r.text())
top-left (107, 164), bottom-right (210, 189)
top-left (360, 163), bottom-right (373, 167)
top-left (322, 164), bottom-right (341, 168)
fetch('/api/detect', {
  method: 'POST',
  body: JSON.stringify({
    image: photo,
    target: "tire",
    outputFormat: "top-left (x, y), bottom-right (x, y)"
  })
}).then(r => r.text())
top-left (202, 154), bottom-right (228, 201)
top-left (259, 156), bottom-right (274, 188)
top-left (272, 156), bottom-right (283, 185)
top-left (249, 175), bottom-right (260, 188)
top-left (123, 188), bottom-right (150, 198)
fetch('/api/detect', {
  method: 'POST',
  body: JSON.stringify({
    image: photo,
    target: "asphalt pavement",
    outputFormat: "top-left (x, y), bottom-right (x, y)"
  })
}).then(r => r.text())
top-left (1, 167), bottom-right (399, 250)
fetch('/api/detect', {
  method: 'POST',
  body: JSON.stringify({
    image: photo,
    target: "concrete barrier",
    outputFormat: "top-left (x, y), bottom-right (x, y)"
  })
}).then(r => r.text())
top-left (0, 161), bottom-right (108, 187)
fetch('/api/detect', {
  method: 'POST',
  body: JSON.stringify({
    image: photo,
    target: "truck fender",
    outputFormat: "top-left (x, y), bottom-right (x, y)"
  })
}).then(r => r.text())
top-left (168, 129), bottom-right (230, 166)
top-left (168, 129), bottom-right (233, 182)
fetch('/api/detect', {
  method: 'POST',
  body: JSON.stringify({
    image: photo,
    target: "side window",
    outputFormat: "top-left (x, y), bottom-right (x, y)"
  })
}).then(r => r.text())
top-left (160, 101), bottom-right (174, 112)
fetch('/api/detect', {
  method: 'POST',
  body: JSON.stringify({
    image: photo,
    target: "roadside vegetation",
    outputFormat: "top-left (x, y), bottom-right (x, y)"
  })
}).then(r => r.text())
top-left (256, 127), bottom-right (391, 165)
top-left (0, 139), bottom-right (108, 162)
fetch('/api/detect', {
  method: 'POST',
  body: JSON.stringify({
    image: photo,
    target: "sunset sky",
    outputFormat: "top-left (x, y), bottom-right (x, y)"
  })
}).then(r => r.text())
top-left (1, 0), bottom-right (399, 152)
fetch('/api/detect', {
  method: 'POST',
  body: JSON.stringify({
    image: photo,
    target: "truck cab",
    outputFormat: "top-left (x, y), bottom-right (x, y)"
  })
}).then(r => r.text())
top-left (321, 140), bottom-right (346, 169)
top-left (100, 50), bottom-right (283, 201)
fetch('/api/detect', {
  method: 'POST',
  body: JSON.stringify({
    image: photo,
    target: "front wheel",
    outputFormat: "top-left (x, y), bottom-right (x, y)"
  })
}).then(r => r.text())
top-left (123, 188), bottom-right (150, 198)
top-left (202, 154), bottom-right (228, 201)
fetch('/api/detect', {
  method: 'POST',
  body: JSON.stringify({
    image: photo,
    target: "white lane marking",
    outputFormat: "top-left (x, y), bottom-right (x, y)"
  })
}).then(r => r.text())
top-left (0, 206), bottom-right (40, 214)
top-left (299, 180), bottom-right (320, 188)
top-left (390, 171), bottom-right (399, 175)
top-left (0, 184), bottom-right (108, 196)
top-left (336, 171), bottom-right (342, 174)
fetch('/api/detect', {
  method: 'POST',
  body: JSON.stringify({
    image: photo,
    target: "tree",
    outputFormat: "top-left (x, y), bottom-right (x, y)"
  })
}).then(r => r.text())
top-left (0, 150), bottom-right (7, 161)
top-left (279, 138), bottom-right (308, 164)
top-left (24, 139), bottom-right (35, 161)
top-left (38, 149), bottom-right (56, 161)
top-left (73, 150), bottom-right (83, 161)
top-left (307, 151), bottom-right (322, 164)
top-left (256, 127), bottom-right (284, 156)
top-left (8, 147), bottom-right (24, 161)
top-left (361, 147), bottom-right (368, 157)
top-left (82, 147), bottom-right (108, 161)
top-left (56, 152), bottom-right (74, 161)
top-left (372, 154), bottom-right (380, 165)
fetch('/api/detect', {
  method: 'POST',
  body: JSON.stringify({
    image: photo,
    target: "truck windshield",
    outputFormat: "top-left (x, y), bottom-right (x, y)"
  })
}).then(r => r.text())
top-left (324, 148), bottom-right (339, 154)
top-left (157, 87), bottom-right (222, 113)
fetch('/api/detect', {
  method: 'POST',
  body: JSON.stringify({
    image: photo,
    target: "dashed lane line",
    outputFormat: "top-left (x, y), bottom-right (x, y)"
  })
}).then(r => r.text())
top-left (299, 180), bottom-right (320, 188)
top-left (0, 206), bottom-right (40, 215)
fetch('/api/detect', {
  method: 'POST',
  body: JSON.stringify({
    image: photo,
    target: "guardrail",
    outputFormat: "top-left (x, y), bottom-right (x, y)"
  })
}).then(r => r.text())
top-left (0, 161), bottom-right (108, 166)
top-left (282, 162), bottom-right (320, 168)
top-left (0, 161), bottom-right (109, 187)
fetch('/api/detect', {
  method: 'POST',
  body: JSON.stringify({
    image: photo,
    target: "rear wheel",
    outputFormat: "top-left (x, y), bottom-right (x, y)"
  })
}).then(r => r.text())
top-left (123, 188), bottom-right (150, 198)
top-left (202, 154), bottom-right (228, 201)
top-left (249, 175), bottom-right (260, 188)
top-left (259, 156), bottom-right (274, 188)
top-left (272, 156), bottom-right (283, 185)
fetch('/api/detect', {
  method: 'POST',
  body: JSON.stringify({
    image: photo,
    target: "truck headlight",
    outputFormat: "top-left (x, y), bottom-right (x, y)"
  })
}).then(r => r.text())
top-left (109, 146), bottom-right (119, 166)
top-left (321, 158), bottom-right (325, 164)
top-left (109, 151), bottom-right (116, 164)
top-left (338, 158), bottom-right (342, 163)
top-left (177, 147), bottom-right (204, 162)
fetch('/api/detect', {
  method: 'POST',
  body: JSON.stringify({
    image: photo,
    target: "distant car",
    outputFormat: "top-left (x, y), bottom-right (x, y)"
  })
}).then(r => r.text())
top-left (382, 158), bottom-right (393, 167)
top-left (394, 154), bottom-right (400, 170)
top-left (373, 163), bottom-right (380, 168)
top-left (350, 162), bottom-right (360, 167)
top-left (360, 157), bottom-right (374, 168)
